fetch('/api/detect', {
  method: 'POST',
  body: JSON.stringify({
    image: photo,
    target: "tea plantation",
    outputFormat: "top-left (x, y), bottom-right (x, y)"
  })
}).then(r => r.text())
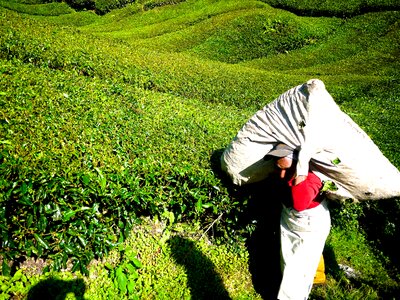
top-left (0, 0), bottom-right (399, 299)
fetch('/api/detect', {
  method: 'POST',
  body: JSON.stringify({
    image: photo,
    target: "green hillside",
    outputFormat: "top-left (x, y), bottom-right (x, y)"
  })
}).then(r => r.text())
top-left (1, 0), bottom-right (399, 298)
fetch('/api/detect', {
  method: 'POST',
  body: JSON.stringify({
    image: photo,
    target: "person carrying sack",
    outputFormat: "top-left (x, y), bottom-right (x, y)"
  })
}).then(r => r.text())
top-left (221, 79), bottom-right (400, 298)
top-left (265, 143), bottom-right (331, 300)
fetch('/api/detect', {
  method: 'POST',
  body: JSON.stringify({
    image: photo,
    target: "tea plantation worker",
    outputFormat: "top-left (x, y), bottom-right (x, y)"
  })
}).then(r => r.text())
top-left (265, 143), bottom-right (331, 300)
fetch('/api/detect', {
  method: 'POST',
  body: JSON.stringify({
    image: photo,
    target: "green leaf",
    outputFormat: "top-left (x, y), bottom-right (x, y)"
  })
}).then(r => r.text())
top-left (81, 174), bottom-right (91, 186)
top-left (18, 196), bottom-right (33, 206)
top-left (62, 209), bottom-right (76, 222)
top-left (21, 182), bottom-right (28, 194)
top-left (100, 177), bottom-right (107, 191)
top-left (104, 262), bottom-right (113, 270)
top-left (332, 157), bottom-right (341, 165)
top-left (195, 199), bottom-right (203, 213)
top-left (2, 260), bottom-right (11, 276)
top-left (80, 264), bottom-right (89, 276)
top-left (116, 266), bottom-right (127, 294)
top-left (125, 263), bottom-right (136, 274)
top-left (322, 180), bottom-right (338, 192)
top-left (202, 202), bottom-right (213, 209)
top-left (11, 269), bottom-right (23, 282)
top-left (52, 207), bottom-right (62, 221)
top-left (118, 220), bottom-right (124, 229)
top-left (127, 279), bottom-right (135, 294)
top-left (27, 214), bottom-right (33, 228)
top-left (34, 234), bottom-right (49, 250)
top-left (78, 235), bottom-right (87, 247)
top-left (38, 215), bottom-right (48, 231)
top-left (129, 269), bottom-right (139, 280)
top-left (92, 203), bottom-right (99, 214)
top-left (95, 167), bottom-right (107, 191)
top-left (124, 249), bottom-right (136, 261)
top-left (131, 257), bottom-right (142, 269)
top-left (71, 260), bottom-right (80, 273)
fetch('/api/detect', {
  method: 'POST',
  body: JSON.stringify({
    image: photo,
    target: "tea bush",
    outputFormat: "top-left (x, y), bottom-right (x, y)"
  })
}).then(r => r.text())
top-left (189, 10), bottom-right (340, 63)
top-left (0, 0), bottom-right (73, 15)
top-left (0, 58), bottom-right (243, 273)
top-left (0, 218), bottom-right (263, 299)
top-left (64, 0), bottom-right (96, 11)
top-left (262, 0), bottom-right (400, 17)
top-left (0, 0), bottom-right (399, 297)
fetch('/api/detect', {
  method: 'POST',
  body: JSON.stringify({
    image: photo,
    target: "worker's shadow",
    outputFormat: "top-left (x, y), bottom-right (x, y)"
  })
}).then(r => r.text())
top-left (27, 277), bottom-right (86, 300)
top-left (210, 149), bottom-right (283, 299)
top-left (168, 236), bottom-right (231, 299)
top-left (239, 179), bottom-right (283, 300)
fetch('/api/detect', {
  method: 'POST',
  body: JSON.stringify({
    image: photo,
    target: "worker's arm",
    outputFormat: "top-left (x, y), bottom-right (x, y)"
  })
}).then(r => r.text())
top-left (289, 172), bottom-right (322, 211)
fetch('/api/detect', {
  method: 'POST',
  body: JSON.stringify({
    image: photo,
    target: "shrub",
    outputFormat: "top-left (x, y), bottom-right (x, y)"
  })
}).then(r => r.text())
top-left (261, 0), bottom-right (400, 17)
top-left (0, 1), bottom-right (399, 289)
top-left (94, 0), bottom-right (137, 15)
top-left (0, 57), bottom-right (239, 274)
top-left (65, 0), bottom-right (96, 11)
top-left (0, 0), bottom-right (74, 15)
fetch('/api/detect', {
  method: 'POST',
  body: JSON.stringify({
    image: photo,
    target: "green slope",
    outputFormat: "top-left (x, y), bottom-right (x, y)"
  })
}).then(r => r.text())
top-left (0, 0), bottom-right (399, 298)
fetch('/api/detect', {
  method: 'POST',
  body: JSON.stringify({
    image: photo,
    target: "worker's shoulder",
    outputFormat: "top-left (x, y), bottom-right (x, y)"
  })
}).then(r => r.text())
top-left (308, 172), bottom-right (322, 186)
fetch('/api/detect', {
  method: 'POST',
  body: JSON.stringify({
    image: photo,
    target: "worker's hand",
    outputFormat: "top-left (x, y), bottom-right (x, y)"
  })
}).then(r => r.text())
top-left (294, 175), bottom-right (307, 185)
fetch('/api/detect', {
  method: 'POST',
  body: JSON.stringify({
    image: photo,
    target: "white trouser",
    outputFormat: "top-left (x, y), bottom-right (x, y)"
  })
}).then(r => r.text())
top-left (278, 200), bottom-right (331, 300)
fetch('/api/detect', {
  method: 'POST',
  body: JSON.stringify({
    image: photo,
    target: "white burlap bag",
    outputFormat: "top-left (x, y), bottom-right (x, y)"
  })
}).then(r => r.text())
top-left (221, 79), bottom-right (400, 201)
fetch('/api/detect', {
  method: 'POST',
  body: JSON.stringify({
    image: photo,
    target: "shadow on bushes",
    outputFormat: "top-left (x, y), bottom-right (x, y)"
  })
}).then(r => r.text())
top-left (27, 277), bottom-right (86, 300)
top-left (210, 149), bottom-right (283, 299)
top-left (168, 236), bottom-right (231, 299)
top-left (241, 179), bottom-right (283, 300)
top-left (359, 199), bottom-right (400, 272)
top-left (323, 243), bottom-right (342, 280)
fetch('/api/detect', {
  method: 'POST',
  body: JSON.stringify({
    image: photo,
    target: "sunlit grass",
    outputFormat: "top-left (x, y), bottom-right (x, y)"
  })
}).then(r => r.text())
top-left (0, 0), bottom-right (399, 298)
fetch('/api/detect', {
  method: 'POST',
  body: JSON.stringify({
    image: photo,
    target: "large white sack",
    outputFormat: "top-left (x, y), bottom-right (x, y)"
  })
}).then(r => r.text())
top-left (221, 79), bottom-right (400, 201)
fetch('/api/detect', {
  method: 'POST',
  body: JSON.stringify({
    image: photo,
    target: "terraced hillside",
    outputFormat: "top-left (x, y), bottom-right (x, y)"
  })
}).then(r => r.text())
top-left (1, 0), bottom-right (399, 299)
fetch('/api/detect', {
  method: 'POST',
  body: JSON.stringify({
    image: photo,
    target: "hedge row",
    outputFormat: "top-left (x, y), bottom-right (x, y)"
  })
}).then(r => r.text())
top-left (0, 58), bottom-right (247, 274)
top-left (1, 2), bottom-right (399, 274)
top-left (262, 0), bottom-right (400, 17)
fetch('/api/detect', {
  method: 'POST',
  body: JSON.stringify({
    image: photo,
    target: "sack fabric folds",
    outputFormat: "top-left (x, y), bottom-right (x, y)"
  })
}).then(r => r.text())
top-left (221, 79), bottom-right (400, 201)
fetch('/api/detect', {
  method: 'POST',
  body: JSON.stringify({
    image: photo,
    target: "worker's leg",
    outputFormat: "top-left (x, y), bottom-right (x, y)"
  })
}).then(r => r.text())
top-left (278, 200), bottom-right (330, 300)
